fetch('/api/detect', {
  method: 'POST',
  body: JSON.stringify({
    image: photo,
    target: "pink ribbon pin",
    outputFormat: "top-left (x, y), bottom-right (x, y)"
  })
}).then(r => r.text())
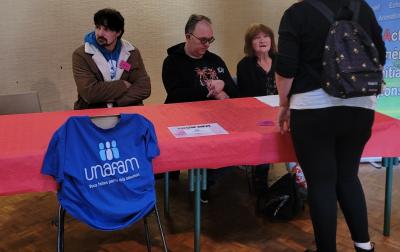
top-left (119, 60), bottom-right (131, 72)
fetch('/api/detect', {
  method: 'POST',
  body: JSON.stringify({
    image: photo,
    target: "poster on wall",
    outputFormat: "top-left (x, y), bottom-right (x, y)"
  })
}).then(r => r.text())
top-left (366, 0), bottom-right (400, 119)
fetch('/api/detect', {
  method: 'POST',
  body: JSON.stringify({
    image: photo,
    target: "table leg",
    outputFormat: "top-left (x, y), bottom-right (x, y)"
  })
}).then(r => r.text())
top-left (383, 157), bottom-right (393, 236)
top-left (163, 172), bottom-right (170, 216)
top-left (194, 168), bottom-right (201, 252)
top-left (202, 169), bottom-right (207, 190)
top-left (189, 169), bottom-right (194, 191)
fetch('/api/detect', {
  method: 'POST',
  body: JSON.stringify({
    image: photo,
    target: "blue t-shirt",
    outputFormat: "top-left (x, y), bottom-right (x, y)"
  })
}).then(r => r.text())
top-left (41, 114), bottom-right (160, 231)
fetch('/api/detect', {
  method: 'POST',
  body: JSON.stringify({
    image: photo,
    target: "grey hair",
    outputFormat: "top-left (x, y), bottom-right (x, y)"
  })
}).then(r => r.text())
top-left (184, 14), bottom-right (212, 34)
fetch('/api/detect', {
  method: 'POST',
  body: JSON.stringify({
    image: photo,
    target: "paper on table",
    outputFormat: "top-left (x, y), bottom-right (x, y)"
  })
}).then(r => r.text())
top-left (255, 95), bottom-right (279, 107)
top-left (168, 123), bottom-right (228, 138)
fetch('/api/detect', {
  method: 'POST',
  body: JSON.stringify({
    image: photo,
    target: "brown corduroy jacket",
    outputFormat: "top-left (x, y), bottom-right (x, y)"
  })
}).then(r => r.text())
top-left (72, 40), bottom-right (151, 109)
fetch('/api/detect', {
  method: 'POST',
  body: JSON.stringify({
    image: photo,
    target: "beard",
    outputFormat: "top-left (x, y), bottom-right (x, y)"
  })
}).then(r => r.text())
top-left (96, 36), bottom-right (109, 46)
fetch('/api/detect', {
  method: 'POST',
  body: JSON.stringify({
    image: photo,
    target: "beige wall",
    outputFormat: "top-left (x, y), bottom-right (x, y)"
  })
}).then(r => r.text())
top-left (0, 0), bottom-right (294, 111)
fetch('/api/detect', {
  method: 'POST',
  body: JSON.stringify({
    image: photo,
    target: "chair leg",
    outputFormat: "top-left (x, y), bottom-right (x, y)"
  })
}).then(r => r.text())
top-left (163, 172), bottom-right (170, 216)
top-left (154, 205), bottom-right (169, 252)
top-left (143, 217), bottom-right (152, 252)
top-left (57, 205), bottom-right (65, 252)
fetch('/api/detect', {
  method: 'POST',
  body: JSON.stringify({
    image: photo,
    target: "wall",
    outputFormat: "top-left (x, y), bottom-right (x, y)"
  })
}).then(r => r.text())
top-left (0, 0), bottom-right (294, 111)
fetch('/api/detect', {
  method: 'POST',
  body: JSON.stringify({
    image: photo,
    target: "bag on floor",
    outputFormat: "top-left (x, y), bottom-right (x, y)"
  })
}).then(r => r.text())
top-left (256, 172), bottom-right (304, 221)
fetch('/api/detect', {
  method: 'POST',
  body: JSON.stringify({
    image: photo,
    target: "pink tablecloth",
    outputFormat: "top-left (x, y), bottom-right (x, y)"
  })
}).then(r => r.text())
top-left (0, 98), bottom-right (399, 195)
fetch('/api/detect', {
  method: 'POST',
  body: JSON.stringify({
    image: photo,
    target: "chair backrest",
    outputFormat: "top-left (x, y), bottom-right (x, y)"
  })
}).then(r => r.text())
top-left (232, 76), bottom-right (237, 85)
top-left (0, 91), bottom-right (42, 115)
top-left (91, 115), bottom-right (120, 129)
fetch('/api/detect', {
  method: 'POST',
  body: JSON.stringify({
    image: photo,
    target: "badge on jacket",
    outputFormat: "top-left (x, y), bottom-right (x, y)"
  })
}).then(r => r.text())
top-left (119, 60), bottom-right (131, 72)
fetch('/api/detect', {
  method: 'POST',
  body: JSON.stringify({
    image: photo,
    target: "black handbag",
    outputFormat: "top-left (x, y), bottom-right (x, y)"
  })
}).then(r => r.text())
top-left (256, 173), bottom-right (304, 221)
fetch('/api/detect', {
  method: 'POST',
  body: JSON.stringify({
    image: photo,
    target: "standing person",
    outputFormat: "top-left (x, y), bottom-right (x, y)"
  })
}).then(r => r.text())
top-left (236, 23), bottom-right (278, 194)
top-left (73, 8), bottom-right (151, 109)
top-left (162, 14), bottom-right (239, 202)
top-left (275, 0), bottom-right (385, 251)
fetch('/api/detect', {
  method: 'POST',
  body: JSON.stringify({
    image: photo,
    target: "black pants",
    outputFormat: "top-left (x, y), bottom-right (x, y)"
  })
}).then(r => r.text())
top-left (290, 106), bottom-right (374, 252)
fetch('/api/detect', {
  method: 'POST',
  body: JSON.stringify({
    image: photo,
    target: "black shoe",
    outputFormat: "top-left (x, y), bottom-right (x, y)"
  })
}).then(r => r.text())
top-left (354, 242), bottom-right (375, 251)
top-left (200, 190), bottom-right (209, 204)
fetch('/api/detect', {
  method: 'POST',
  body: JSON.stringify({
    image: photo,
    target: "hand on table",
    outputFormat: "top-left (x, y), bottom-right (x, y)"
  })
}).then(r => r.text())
top-left (277, 106), bottom-right (290, 134)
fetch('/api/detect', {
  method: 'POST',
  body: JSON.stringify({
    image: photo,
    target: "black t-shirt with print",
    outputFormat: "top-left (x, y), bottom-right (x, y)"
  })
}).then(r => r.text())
top-left (162, 43), bottom-right (239, 104)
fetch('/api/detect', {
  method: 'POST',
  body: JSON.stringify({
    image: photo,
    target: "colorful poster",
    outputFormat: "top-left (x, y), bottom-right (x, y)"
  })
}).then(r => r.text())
top-left (367, 0), bottom-right (400, 119)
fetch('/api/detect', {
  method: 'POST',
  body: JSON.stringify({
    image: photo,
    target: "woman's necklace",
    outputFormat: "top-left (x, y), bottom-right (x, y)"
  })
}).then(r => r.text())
top-left (257, 57), bottom-right (272, 73)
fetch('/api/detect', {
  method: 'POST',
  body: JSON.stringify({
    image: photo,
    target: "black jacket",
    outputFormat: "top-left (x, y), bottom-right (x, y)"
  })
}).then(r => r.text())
top-left (276, 0), bottom-right (386, 95)
top-left (162, 43), bottom-right (239, 104)
top-left (236, 56), bottom-right (278, 97)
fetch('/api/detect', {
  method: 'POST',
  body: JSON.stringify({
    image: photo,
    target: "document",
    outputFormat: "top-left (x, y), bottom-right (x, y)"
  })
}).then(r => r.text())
top-left (255, 95), bottom-right (279, 107)
top-left (168, 123), bottom-right (228, 138)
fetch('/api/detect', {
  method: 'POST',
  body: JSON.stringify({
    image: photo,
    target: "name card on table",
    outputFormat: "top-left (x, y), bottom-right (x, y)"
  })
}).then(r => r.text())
top-left (168, 123), bottom-right (228, 138)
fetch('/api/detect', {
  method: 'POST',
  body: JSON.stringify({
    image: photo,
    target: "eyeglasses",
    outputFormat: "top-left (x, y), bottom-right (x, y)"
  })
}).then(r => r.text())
top-left (190, 33), bottom-right (215, 45)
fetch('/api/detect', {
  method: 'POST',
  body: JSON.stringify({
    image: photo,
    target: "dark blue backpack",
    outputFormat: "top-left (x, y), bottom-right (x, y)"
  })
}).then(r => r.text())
top-left (305, 0), bottom-right (384, 98)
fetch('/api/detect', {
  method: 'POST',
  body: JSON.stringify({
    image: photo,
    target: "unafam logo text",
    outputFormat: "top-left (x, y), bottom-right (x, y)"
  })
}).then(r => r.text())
top-left (84, 140), bottom-right (140, 187)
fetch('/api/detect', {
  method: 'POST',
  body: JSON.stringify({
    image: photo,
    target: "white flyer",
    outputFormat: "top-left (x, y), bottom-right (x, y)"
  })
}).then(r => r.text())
top-left (255, 95), bottom-right (279, 107)
top-left (168, 123), bottom-right (228, 138)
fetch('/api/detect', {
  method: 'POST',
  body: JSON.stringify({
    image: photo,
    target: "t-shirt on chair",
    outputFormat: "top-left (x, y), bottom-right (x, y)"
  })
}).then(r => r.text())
top-left (41, 113), bottom-right (168, 252)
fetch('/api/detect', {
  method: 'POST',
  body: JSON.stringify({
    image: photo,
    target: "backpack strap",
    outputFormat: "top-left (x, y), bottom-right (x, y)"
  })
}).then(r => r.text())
top-left (302, 0), bottom-right (335, 86)
top-left (349, 0), bottom-right (361, 21)
top-left (304, 0), bottom-right (335, 24)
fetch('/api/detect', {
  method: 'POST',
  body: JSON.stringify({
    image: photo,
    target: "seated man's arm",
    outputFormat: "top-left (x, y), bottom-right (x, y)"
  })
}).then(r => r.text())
top-left (115, 49), bottom-right (151, 106)
top-left (206, 79), bottom-right (224, 98)
top-left (218, 60), bottom-right (239, 98)
top-left (72, 49), bottom-right (129, 105)
top-left (162, 56), bottom-right (209, 103)
top-left (213, 90), bottom-right (229, 100)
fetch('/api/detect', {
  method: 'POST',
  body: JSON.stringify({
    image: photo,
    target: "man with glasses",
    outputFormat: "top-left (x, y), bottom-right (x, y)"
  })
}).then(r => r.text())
top-left (162, 14), bottom-right (238, 103)
top-left (73, 8), bottom-right (151, 109)
top-left (161, 14), bottom-right (239, 201)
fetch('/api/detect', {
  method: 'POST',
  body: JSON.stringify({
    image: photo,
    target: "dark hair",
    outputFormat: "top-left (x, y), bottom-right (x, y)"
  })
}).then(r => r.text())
top-left (184, 14), bottom-right (212, 34)
top-left (244, 24), bottom-right (277, 57)
top-left (94, 8), bottom-right (125, 39)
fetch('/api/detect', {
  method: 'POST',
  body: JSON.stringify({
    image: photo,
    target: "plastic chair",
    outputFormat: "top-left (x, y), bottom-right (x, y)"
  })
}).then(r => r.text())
top-left (42, 115), bottom-right (168, 252)
top-left (0, 91), bottom-right (41, 114)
